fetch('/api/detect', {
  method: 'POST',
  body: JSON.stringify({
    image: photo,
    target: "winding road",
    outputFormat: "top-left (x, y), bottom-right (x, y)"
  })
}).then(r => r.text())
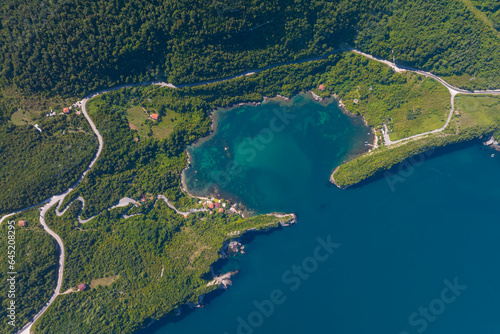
top-left (351, 49), bottom-right (500, 146)
top-left (2, 47), bottom-right (500, 334)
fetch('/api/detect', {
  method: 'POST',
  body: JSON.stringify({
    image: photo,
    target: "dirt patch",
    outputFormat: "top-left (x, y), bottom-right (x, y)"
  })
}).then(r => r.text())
top-left (90, 275), bottom-right (120, 289)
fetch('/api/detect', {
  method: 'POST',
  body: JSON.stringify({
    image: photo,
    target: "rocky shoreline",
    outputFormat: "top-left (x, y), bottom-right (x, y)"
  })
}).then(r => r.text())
top-left (484, 136), bottom-right (500, 151)
top-left (140, 212), bottom-right (297, 333)
top-left (329, 166), bottom-right (347, 189)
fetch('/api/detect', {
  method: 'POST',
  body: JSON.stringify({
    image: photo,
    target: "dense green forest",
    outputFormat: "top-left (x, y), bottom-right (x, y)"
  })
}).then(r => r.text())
top-left (0, 209), bottom-right (58, 334)
top-left (357, 0), bottom-right (500, 89)
top-left (0, 112), bottom-right (98, 215)
top-left (472, 0), bottom-right (500, 30)
top-left (17, 52), bottom-right (332, 333)
top-left (0, 0), bottom-right (385, 96)
top-left (1, 0), bottom-right (500, 99)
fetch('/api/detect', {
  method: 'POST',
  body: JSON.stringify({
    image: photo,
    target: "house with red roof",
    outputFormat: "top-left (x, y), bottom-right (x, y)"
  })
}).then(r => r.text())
top-left (150, 113), bottom-right (159, 121)
top-left (78, 283), bottom-right (88, 291)
top-left (63, 107), bottom-right (70, 114)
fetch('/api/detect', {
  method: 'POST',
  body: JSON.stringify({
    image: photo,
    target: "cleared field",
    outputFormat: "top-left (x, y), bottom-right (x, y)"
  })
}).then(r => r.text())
top-left (126, 106), bottom-right (179, 140)
top-left (3, 86), bottom-right (74, 125)
top-left (454, 95), bottom-right (500, 137)
top-left (90, 275), bottom-right (120, 289)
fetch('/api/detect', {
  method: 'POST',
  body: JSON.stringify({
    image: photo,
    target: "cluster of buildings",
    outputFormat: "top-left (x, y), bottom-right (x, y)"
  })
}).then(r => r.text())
top-left (45, 106), bottom-right (80, 117)
top-left (202, 199), bottom-right (228, 214)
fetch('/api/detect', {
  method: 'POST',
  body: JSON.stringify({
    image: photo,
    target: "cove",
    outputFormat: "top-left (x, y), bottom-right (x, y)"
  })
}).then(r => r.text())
top-left (152, 94), bottom-right (500, 334)
top-left (182, 93), bottom-right (373, 213)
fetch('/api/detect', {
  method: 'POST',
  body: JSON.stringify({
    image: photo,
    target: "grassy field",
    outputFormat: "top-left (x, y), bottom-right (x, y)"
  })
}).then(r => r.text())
top-left (90, 275), bottom-right (120, 289)
top-left (321, 54), bottom-right (451, 141)
top-left (2, 86), bottom-right (75, 126)
top-left (383, 78), bottom-right (451, 140)
top-left (454, 95), bottom-right (500, 137)
top-left (126, 105), bottom-right (179, 140)
top-left (87, 85), bottom-right (187, 140)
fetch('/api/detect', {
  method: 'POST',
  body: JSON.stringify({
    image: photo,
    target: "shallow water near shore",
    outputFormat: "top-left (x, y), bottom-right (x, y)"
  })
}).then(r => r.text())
top-left (153, 95), bottom-right (500, 334)
top-left (183, 93), bottom-right (372, 212)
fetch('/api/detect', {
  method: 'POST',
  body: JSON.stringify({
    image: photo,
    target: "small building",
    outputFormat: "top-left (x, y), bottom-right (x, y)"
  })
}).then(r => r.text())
top-left (78, 283), bottom-right (88, 291)
top-left (183, 214), bottom-right (188, 218)
top-left (63, 107), bottom-right (70, 114)
top-left (133, 137), bottom-right (139, 142)
top-left (215, 202), bottom-right (221, 208)
top-left (75, 111), bottom-right (81, 115)
top-left (18, 220), bottom-right (26, 227)
top-left (454, 110), bottom-right (460, 116)
top-left (150, 113), bottom-right (159, 121)
top-left (218, 208), bottom-right (224, 213)
top-left (208, 202), bottom-right (214, 209)
top-left (318, 84), bottom-right (326, 91)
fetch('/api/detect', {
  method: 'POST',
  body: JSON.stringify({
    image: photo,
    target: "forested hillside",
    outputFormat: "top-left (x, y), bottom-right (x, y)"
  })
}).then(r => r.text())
top-left (0, 112), bottom-right (98, 214)
top-left (2, 0), bottom-right (499, 99)
top-left (472, 0), bottom-right (500, 30)
top-left (0, 0), bottom-right (384, 96)
top-left (358, 0), bottom-right (500, 89)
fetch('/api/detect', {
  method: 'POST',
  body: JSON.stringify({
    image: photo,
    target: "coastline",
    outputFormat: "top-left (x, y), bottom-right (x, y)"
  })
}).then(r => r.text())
top-left (331, 124), bottom-right (496, 189)
top-left (329, 166), bottom-right (347, 190)
top-left (8, 45), bottom-right (500, 334)
top-left (136, 211), bottom-right (297, 334)
top-left (181, 90), bottom-right (371, 200)
top-left (484, 135), bottom-right (500, 152)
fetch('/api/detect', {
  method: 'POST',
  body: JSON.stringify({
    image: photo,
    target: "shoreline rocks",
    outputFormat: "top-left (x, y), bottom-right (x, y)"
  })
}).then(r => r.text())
top-left (484, 136), bottom-right (500, 151)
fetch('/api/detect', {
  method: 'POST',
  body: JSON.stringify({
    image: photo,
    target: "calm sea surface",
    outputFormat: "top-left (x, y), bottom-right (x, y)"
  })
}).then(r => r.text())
top-left (153, 94), bottom-right (500, 334)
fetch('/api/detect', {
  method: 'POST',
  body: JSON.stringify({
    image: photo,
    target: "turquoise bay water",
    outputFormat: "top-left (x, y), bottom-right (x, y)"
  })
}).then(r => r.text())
top-left (154, 94), bottom-right (500, 334)
top-left (183, 94), bottom-right (372, 213)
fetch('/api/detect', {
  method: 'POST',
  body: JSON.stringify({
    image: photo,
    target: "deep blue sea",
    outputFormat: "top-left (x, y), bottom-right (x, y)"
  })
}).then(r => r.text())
top-left (154, 94), bottom-right (500, 334)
